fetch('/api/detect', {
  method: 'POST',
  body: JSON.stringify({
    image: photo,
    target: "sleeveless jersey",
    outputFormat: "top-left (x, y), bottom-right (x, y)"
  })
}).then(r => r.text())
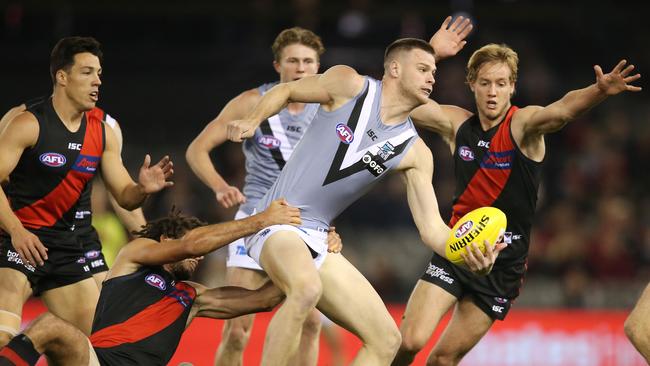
top-left (450, 106), bottom-right (543, 268)
top-left (90, 267), bottom-right (197, 366)
top-left (240, 82), bottom-right (319, 214)
top-left (74, 107), bottom-right (117, 234)
top-left (6, 97), bottom-right (105, 236)
top-left (256, 77), bottom-right (418, 230)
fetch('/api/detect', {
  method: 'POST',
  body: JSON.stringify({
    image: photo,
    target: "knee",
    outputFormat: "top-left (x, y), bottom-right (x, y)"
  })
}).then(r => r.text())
top-left (222, 319), bottom-right (253, 350)
top-left (399, 327), bottom-right (429, 356)
top-left (427, 348), bottom-right (464, 366)
top-left (301, 311), bottom-right (322, 339)
top-left (286, 280), bottom-right (323, 313)
top-left (369, 323), bottom-right (401, 360)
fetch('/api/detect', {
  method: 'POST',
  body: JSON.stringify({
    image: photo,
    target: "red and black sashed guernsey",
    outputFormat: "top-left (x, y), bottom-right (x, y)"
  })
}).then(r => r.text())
top-left (450, 106), bottom-right (543, 269)
top-left (6, 98), bottom-right (104, 240)
top-left (90, 267), bottom-right (197, 366)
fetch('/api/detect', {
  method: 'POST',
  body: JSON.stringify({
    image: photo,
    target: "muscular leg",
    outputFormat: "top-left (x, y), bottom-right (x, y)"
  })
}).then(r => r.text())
top-left (40, 278), bottom-right (99, 336)
top-left (214, 266), bottom-right (268, 366)
top-left (92, 271), bottom-right (107, 290)
top-left (258, 231), bottom-right (323, 366)
top-left (0, 312), bottom-right (93, 366)
top-left (393, 280), bottom-right (457, 365)
top-left (317, 253), bottom-right (401, 366)
top-left (425, 297), bottom-right (494, 366)
top-left (288, 308), bottom-right (322, 366)
top-left (321, 316), bottom-right (345, 366)
top-left (625, 283), bottom-right (650, 363)
top-left (0, 269), bottom-right (31, 347)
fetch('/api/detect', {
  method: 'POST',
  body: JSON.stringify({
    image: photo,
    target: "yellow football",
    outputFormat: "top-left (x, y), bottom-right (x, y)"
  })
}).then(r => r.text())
top-left (445, 206), bottom-right (507, 265)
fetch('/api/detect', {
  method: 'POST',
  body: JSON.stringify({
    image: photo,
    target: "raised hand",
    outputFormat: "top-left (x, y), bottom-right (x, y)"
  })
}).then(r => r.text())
top-left (216, 185), bottom-right (246, 208)
top-left (429, 15), bottom-right (473, 61)
top-left (595, 59), bottom-right (642, 95)
top-left (227, 119), bottom-right (257, 142)
top-left (326, 226), bottom-right (342, 253)
top-left (138, 154), bottom-right (174, 194)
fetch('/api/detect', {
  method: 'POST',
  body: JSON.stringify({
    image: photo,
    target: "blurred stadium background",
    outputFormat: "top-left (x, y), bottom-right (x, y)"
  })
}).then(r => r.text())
top-left (2, 0), bottom-right (648, 364)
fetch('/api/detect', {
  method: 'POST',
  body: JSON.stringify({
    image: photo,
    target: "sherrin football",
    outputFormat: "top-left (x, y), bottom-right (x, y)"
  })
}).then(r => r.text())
top-left (445, 207), bottom-right (507, 265)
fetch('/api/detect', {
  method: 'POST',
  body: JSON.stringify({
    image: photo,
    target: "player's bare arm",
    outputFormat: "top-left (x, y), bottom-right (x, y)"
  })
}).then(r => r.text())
top-left (226, 65), bottom-right (364, 142)
top-left (188, 280), bottom-right (285, 321)
top-left (0, 112), bottom-right (48, 266)
top-left (515, 60), bottom-right (641, 146)
top-left (428, 15), bottom-right (473, 61)
top-left (398, 139), bottom-right (503, 274)
top-left (100, 125), bottom-right (174, 210)
top-left (410, 101), bottom-right (472, 148)
top-left (186, 89), bottom-right (260, 208)
top-left (110, 199), bottom-right (301, 275)
top-left (104, 119), bottom-right (147, 231)
top-left (0, 104), bottom-right (26, 135)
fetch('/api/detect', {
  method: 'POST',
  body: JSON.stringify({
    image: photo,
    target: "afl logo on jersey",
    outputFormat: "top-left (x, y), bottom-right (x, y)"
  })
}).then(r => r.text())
top-left (145, 274), bottom-right (167, 291)
top-left (84, 250), bottom-right (100, 259)
top-left (39, 152), bottom-right (67, 167)
top-left (335, 123), bottom-right (354, 144)
top-left (257, 135), bottom-right (281, 149)
top-left (454, 220), bottom-right (474, 238)
top-left (458, 146), bottom-right (475, 161)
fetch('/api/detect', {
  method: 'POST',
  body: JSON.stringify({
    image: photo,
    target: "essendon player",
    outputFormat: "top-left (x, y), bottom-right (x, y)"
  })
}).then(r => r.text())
top-left (0, 200), bottom-right (297, 366)
top-left (392, 44), bottom-right (642, 365)
top-left (0, 37), bottom-right (173, 346)
top-left (1, 101), bottom-right (147, 289)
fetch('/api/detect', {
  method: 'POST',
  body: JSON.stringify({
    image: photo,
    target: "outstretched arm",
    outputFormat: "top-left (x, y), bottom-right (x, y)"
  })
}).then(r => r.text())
top-left (519, 59), bottom-right (641, 136)
top-left (410, 101), bottom-right (473, 149)
top-left (114, 198), bottom-right (301, 270)
top-left (186, 89), bottom-right (259, 208)
top-left (189, 280), bottom-right (285, 320)
top-left (227, 65), bottom-right (364, 142)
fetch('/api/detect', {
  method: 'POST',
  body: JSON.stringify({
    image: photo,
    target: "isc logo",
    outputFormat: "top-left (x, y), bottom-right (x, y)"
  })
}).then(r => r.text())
top-left (145, 274), bottom-right (167, 290)
top-left (39, 152), bottom-right (66, 167)
top-left (335, 123), bottom-right (354, 144)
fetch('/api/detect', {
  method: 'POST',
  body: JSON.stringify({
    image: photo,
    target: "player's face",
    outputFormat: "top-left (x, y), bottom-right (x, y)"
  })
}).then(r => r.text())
top-left (470, 61), bottom-right (515, 122)
top-left (61, 52), bottom-right (102, 111)
top-left (274, 43), bottom-right (320, 83)
top-left (399, 49), bottom-right (436, 105)
top-left (169, 256), bottom-right (203, 280)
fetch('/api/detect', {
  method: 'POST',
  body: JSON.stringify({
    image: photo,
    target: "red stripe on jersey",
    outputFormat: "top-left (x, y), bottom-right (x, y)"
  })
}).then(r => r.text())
top-left (0, 347), bottom-right (30, 366)
top-left (450, 107), bottom-right (518, 227)
top-left (90, 282), bottom-right (196, 348)
top-left (13, 114), bottom-right (104, 229)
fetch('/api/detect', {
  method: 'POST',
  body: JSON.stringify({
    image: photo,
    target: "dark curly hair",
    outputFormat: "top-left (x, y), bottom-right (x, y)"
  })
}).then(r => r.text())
top-left (131, 207), bottom-right (207, 240)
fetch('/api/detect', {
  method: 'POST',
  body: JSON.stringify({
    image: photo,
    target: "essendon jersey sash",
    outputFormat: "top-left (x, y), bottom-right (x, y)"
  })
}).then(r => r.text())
top-left (8, 99), bottom-right (105, 232)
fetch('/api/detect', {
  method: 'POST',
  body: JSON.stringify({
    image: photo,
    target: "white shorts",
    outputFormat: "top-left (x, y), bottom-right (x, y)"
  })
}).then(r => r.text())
top-left (246, 225), bottom-right (329, 269)
top-left (226, 210), bottom-right (263, 271)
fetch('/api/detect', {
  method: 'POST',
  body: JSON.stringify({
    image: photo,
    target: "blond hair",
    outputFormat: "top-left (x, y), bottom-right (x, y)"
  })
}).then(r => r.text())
top-left (466, 44), bottom-right (518, 84)
top-left (271, 27), bottom-right (325, 62)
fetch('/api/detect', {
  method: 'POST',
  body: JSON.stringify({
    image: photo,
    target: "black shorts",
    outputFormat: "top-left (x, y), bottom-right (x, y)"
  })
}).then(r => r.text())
top-left (420, 253), bottom-right (526, 320)
top-left (77, 227), bottom-right (109, 274)
top-left (0, 232), bottom-right (93, 296)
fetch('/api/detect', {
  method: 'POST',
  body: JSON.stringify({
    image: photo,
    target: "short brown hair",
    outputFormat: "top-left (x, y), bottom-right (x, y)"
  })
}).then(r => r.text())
top-left (271, 27), bottom-right (325, 62)
top-left (466, 43), bottom-right (519, 84)
top-left (50, 36), bottom-right (103, 84)
top-left (384, 38), bottom-right (435, 68)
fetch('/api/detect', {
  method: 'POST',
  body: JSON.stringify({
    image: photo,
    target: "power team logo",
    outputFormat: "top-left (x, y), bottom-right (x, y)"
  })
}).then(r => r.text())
top-left (335, 123), bottom-right (354, 144)
top-left (458, 146), bottom-right (475, 161)
top-left (257, 135), bottom-right (281, 149)
top-left (72, 154), bottom-right (100, 173)
top-left (39, 152), bottom-right (67, 167)
top-left (145, 274), bottom-right (167, 290)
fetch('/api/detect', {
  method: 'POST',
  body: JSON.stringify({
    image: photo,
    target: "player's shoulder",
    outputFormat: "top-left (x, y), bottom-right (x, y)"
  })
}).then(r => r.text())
top-left (3, 109), bottom-right (39, 136)
top-left (512, 105), bottom-right (543, 122)
top-left (321, 65), bottom-right (365, 98)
